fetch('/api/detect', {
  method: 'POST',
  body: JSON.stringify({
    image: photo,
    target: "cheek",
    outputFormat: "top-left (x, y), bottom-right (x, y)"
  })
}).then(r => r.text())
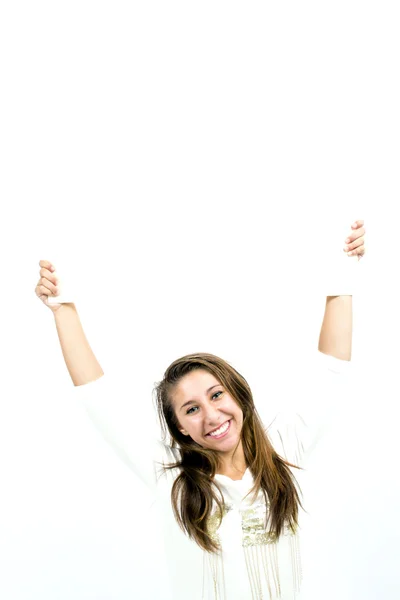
top-left (222, 400), bottom-right (244, 431)
top-left (236, 414), bottom-right (244, 431)
top-left (178, 415), bottom-right (202, 437)
top-left (233, 408), bottom-right (244, 433)
top-left (228, 401), bottom-right (244, 421)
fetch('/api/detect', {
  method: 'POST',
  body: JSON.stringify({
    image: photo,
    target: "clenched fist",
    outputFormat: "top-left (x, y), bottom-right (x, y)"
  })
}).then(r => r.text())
top-left (343, 220), bottom-right (365, 260)
top-left (35, 260), bottom-right (62, 313)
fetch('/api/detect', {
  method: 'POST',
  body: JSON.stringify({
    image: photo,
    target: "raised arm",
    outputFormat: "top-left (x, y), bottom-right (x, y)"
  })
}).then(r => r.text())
top-left (318, 220), bottom-right (365, 361)
top-left (35, 260), bottom-right (104, 386)
top-left (54, 303), bottom-right (104, 386)
top-left (268, 220), bottom-right (366, 465)
top-left (34, 260), bottom-right (171, 492)
top-left (318, 296), bottom-right (353, 360)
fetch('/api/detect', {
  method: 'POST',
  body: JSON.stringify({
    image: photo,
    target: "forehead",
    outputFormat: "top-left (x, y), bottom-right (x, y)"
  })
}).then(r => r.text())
top-left (172, 369), bottom-right (221, 402)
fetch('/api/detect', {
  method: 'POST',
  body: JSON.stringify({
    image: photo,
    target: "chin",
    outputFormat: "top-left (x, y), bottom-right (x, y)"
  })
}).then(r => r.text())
top-left (207, 433), bottom-right (241, 452)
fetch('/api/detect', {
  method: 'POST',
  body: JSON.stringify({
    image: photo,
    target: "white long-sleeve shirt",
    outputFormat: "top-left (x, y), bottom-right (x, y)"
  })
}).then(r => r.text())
top-left (73, 351), bottom-right (351, 600)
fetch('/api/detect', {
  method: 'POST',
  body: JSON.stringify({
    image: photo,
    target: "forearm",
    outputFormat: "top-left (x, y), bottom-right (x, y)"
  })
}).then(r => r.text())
top-left (318, 295), bottom-right (352, 361)
top-left (53, 303), bottom-right (104, 386)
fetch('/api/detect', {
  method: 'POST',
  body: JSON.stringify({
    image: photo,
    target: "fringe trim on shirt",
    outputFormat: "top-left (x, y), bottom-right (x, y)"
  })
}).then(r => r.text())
top-left (202, 551), bottom-right (226, 600)
top-left (204, 500), bottom-right (302, 599)
top-left (243, 531), bottom-right (302, 599)
top-left (289, 532), bottom-right (302, 594)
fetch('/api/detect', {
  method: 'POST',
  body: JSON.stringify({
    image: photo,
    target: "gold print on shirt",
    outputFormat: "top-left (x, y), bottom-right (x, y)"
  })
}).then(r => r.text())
top-left (241, 505), bottom-right (277, 547)
top-left (206, 504), bottom-right (232, 546)
top-left (241, 502), bottom-right (297, 547)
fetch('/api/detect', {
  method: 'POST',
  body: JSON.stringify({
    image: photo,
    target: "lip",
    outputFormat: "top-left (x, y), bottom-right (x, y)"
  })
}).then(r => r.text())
top-left (206, 419), bottom-right (231, 440)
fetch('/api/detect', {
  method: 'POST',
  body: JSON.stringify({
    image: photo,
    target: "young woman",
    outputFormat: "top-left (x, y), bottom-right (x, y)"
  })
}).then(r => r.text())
top-left (34, 220), bottom-right (365, 600)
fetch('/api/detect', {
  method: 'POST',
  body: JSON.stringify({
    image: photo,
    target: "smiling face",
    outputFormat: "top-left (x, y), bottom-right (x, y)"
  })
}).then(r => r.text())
top-left (171, 368), bottom-right (244, 455)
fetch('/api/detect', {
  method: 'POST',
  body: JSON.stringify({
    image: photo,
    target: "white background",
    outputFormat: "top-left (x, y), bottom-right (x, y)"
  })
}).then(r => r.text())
top-left (0, 1), bottom-right (399, 599)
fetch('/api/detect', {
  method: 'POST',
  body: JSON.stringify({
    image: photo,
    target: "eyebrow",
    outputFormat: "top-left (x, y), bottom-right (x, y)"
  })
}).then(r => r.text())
top-left (180, 385), bottom-right (221, 411)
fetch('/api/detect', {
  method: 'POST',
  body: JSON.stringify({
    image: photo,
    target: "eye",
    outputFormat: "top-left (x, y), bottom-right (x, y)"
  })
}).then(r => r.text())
top-left (186, 406), bottom-right (199, 415)
top-left (212, 391), bottom-right (223, 400)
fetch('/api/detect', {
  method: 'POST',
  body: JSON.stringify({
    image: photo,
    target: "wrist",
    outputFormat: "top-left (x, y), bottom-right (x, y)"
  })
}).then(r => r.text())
top-left (53, 302), bottom-right (77, 319)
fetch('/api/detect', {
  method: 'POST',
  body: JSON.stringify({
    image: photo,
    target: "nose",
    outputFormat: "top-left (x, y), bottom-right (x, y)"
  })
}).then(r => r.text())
top-left (203, 403), bottom-right (221, 427)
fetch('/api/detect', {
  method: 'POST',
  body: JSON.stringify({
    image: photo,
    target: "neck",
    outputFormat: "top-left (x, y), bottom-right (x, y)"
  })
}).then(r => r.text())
top-left (215, 441), bottom-right (247, 480)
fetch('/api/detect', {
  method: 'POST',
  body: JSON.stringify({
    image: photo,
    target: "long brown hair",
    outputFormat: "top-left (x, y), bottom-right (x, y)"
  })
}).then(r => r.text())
top-left (154, 352), bottom-right (302, 553)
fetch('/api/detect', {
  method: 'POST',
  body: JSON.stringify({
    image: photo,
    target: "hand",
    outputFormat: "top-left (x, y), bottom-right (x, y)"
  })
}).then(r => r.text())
top-left (343, 220), bottom-right (365, 261)
top-left (35, 260), bottom-right (62, 313)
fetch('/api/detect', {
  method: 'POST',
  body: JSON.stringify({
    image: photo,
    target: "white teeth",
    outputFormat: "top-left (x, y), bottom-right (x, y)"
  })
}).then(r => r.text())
top-left (208, 421), bottom-right (229, 437)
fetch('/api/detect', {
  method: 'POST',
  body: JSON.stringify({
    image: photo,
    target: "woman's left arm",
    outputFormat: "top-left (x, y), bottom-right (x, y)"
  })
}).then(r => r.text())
top-left (268, 221), bottom-right (366, 465)
top-left (318, 219), bottom-right (365, 361)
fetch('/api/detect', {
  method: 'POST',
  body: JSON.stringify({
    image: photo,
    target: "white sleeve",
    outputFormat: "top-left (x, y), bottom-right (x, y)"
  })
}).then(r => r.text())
top-left (73, 375), bottom-right (176, 492)
top-left (266, 351), bottom-right (351, 467)
top-left (267, 237), bottom-right (363, 463)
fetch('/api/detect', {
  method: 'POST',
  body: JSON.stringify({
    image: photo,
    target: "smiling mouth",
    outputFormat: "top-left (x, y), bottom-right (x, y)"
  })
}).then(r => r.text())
top-left (206, 420), bottom-right (231, 439)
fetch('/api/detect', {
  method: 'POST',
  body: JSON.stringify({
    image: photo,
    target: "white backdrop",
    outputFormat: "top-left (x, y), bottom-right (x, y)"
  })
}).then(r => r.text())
top-left (1, 2), bottom-right (399, 599)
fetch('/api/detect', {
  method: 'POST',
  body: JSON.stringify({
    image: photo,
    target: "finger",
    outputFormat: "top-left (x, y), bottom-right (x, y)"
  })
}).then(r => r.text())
top-left (40, 267), bottom-right (58, 285)
top-left (345, 226), bottom-right (365, 244)
top-left (39, 260), bottom-right (56, 273)
top-left (35, 283), bottom-right (55, 297)
top-left (351, 219), bottom-right (364, 229)
top-left (36, 279), bottom-right (58, 296)
top-left (35, 283), bottom-right (49, 298)
top-left (346, 244), bottom-right (365, 257)
top-left (344, 236), bottom-right (364, 252)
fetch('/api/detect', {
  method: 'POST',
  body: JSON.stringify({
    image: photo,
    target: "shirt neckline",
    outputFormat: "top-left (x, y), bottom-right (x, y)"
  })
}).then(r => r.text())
top-left (214, 467), bottom-right (251, 483)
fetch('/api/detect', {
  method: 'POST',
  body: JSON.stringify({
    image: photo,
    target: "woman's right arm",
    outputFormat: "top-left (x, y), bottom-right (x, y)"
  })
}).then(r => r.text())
top-left (53, 303), bottom-right (104, 386)
top-left (35, 259), bottom-right (104, 387)
top-left (35, 260), bottom-right (172, 492)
